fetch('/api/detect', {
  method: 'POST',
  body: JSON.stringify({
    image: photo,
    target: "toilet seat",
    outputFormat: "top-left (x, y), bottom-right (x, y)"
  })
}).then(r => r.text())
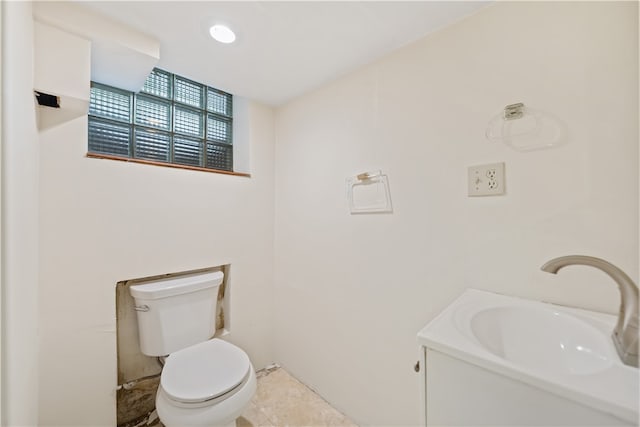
top-left (156, 363), bottom-right (257, 427)
top-left (161, 339), bottom-right (251, 404)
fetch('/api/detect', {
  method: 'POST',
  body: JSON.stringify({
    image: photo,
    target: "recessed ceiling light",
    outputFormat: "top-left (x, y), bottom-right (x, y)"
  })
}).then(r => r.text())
top-left (209, 25), bottom-right (236, 44)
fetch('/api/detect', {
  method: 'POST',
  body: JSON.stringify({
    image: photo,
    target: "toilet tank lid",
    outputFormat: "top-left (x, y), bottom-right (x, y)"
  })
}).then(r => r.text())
top-left (129, 271), bottom-right (224, 300)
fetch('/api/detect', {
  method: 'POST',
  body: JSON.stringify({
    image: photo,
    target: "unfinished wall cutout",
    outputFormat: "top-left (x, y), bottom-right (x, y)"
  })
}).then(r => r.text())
top-left (115, 264), bottom-right (230, 427)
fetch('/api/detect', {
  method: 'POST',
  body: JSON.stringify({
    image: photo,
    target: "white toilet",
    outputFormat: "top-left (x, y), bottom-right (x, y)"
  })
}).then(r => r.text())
top-left (130, 271), bottom-right (256, 427)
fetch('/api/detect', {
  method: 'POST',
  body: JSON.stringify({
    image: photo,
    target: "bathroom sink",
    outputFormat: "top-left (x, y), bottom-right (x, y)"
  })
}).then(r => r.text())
top-left (417, 289), bottom-right (639, 424)
top-left (469, 306), bottom-right (613, 375)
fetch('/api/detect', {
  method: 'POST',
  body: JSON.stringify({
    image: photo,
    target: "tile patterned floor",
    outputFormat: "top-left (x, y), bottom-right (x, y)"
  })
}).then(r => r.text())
top-left (238, 367), bottom-right (358, 427)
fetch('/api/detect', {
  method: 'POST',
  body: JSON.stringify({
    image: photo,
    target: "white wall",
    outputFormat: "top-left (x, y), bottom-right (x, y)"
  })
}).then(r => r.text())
top-left (32, 1), bottom-right (161, 95)
top-left (1, 2), bottom-right (40, 425)
top-left (273, 2), bottom-right (638, 425)
top-left (0, 1), bottom-right (3, 421)
top-left (38, 100), bottom-right (275, 424)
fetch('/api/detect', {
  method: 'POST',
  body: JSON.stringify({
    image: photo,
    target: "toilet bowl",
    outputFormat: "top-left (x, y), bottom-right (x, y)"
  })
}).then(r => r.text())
top-left (129, 271), bottom-right (256, 427)
top-left (155, 339), bottom-right (256, 427)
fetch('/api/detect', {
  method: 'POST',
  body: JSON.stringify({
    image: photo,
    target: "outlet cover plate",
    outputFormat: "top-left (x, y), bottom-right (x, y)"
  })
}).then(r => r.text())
top-left (468, 162), bottom-right (505, 197)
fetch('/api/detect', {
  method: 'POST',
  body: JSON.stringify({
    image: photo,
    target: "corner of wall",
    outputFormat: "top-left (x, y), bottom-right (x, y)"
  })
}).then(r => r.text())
top-left (1, 1), bottom-right (40, 425)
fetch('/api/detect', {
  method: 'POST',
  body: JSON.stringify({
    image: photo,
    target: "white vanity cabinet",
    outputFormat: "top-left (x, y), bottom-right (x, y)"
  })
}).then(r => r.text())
top-left (419, 347), bottom-right (631, 426)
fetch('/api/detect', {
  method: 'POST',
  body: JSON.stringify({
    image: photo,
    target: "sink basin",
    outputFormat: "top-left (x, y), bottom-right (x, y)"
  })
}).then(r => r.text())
top-left (469, 306), bottom-right (613, 375)
top-left (417, 289), bottom-right (639, 424)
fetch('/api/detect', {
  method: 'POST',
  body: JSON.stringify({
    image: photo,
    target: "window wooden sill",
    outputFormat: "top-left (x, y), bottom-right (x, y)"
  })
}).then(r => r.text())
top-left (86, 153), bottom-right (251, 177)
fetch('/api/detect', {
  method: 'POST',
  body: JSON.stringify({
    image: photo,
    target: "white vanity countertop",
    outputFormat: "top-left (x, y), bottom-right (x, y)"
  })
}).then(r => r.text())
top-left (417, 289), bottom-right (639, 424)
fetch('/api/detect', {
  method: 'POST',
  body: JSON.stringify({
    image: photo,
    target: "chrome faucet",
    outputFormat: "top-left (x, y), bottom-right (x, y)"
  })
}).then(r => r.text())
top-left (541, 255), bottom-right (638, 368)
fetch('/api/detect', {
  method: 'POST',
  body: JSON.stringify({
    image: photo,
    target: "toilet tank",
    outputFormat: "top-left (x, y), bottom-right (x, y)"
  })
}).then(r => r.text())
top-left (129, 271), bottom-right (224, 356)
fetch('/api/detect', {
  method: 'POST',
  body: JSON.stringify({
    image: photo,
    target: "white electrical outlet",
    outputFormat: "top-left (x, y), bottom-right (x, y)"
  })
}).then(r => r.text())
top-left (468, 162), bottom-right (505, 197)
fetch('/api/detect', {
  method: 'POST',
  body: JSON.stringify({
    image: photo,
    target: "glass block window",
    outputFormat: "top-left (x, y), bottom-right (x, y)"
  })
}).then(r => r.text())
top-left (88, 68), bottom-right (233, 172)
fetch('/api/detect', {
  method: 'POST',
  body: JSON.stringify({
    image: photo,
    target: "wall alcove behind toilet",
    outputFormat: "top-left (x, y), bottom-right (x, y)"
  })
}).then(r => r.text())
top-left (115, 265), bottom-right (230, 427)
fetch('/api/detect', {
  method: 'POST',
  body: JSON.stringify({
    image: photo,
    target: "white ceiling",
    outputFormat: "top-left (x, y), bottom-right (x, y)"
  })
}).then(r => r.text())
top-left (80, 1), bottom-right (490, 106)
